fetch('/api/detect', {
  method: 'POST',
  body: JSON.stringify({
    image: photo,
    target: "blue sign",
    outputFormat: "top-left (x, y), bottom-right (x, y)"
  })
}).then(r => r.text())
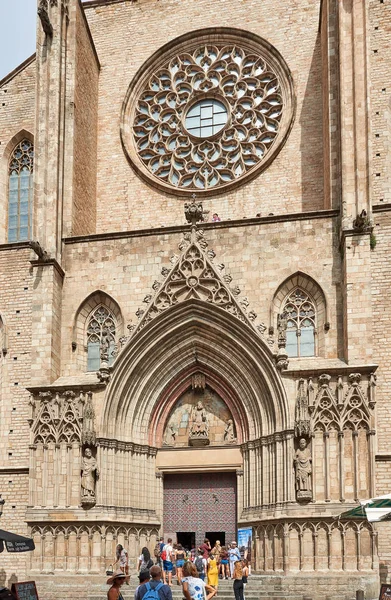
top-left (237, 527), bottom-right (252, 561)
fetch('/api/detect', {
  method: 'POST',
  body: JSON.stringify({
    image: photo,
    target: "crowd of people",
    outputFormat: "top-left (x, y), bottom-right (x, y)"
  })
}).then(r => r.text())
top-left (107, 539), bottom-right (249, 600)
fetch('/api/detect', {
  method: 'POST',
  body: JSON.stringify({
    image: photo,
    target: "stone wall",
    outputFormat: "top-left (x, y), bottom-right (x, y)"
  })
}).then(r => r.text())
top-left (83, 0), bottom-right (325, 232)
top-left (0, 246), bottom-right (33, 580)
top-left (61, 214), bottom-right (341, 378)
top-left (368, 0), bottom-right (391, 206)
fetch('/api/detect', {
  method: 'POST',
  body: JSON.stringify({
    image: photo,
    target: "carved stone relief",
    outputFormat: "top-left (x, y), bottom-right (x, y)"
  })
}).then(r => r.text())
top-left (162, 386), bottom-right (236, 447)
top-left (127, 200), bottom-right (267, 350)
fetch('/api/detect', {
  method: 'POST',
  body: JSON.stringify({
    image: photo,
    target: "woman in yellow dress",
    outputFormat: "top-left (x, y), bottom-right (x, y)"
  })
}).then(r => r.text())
top-left (207, 554), bottom-right (219, 589)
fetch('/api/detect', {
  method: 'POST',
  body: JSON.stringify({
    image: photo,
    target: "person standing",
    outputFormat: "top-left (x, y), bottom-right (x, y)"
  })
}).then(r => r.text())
top-left (107, 570), bottom-right (129, 600)
top-left (195, 549), bottom-right (207, 581)
top-left (114, 544), bottom-right (129, 579)
top-left (138, 547), bottom-right (153, 572)
top-left (228, 541), bottom-right (241, 577)
top-left (136, 565), bottom-right (173, 600)
top-left (207, 553), bottom-right (218, 589)
top-left (174, 544), bottom-right (186, 585)
top-left (182, 560), bottom-right (217, 600)
top-left (162, 538), bottom-right (174, 586)
top-left (211, 540), bottom-right (221, 560)
top-left (219, 546), bottom-right (229, 580)
top-left (242, 559), bottom-right (249, 600)
top-left (232, 561), bottom-right (244, 600)
top-left (199, 538), bottom-right (211, 559)
top-left (155, 536), bottom-right (164, 566)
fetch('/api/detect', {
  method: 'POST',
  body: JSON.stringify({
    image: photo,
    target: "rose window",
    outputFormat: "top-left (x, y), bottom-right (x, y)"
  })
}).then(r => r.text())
top-left (121, 29), bottom-right (294, 196)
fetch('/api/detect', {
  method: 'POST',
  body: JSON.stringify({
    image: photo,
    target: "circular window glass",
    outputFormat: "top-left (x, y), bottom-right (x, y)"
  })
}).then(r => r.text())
top-left (121, 29), bottom-right (294, 196)
top-left (185, 99), bottom-right (228, 138)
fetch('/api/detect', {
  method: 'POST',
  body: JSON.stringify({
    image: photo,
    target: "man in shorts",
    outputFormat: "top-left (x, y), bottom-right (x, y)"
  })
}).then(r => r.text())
top-left (162, 538), bottom-right (173, 586)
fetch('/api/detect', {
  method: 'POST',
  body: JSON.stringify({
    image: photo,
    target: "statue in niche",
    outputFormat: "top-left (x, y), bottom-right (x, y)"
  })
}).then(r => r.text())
top-left (189, 400), bottom-right (210, 446)
top-left (294, 438), bottom-right (312, 501)
top-left (81, 447), bottom-right (99, 506)
top-left (224, 419), bottom-right (236, 443)
top-left (82, 393), bottom-right (96, 446)
top-left (100, 327), bottom-right (111, 363)
top-left (277, 310), bottom-right (288, 347)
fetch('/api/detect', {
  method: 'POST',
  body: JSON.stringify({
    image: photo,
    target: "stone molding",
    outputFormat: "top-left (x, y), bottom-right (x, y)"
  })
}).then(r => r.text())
top-left (62, 209), bottom-right (339, 245)
top-left (97, 438), bottom-right (158, 456)
top-left (250, 517), bottom-right (377, 574)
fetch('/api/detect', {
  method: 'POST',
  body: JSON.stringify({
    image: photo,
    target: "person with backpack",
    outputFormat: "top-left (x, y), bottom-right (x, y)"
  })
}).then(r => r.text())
top-left (161, 537), bottom-right (174, 586)
top-left (136, 565), bottom-right (173, 600)
top-left (154, 537), bottom-right (164, 566)
top-left (194, 549), bottom-right (207, 581)
top-left (138, 547), bottom-right (153, 572)
top-left (134, 570), bottom-right (151, 600)
top-left (182, 560), bottom-right (217, 600)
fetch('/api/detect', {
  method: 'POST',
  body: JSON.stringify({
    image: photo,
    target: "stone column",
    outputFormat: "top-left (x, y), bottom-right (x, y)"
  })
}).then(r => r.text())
top-left (236, 469), bottom-right (244, 522)
top-left (30, 261), bottom-right (64, 385)
top-left (338, 0), bottom-right (372, 227)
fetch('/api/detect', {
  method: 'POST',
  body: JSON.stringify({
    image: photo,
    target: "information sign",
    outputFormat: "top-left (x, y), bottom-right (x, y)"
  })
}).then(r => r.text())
top-left (379, 584), bottom-right (391, 600)
top-left (11, 582), bottom-right (38, 600)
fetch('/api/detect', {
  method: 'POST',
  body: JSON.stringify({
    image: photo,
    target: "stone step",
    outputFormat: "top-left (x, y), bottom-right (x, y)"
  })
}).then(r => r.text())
top-left (87, 582), bottom-right (303, 600)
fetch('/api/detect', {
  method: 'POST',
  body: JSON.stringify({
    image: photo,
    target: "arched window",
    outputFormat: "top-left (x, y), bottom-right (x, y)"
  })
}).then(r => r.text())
top-left (8, 139), bottom-right (34, 242)
top-left (283, 289), bottom-right (316, 357)
top-left (86, 306), bottom-right (116, 371)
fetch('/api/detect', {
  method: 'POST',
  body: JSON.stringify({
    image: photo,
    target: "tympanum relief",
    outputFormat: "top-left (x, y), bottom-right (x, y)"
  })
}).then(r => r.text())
top-left (163, 386), bottom-right (236, 447)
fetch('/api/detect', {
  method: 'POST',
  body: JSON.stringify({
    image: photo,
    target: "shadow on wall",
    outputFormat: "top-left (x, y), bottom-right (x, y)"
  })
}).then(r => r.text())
top-left (7, 574), bottom-right (18, 589)
top-left (0, 569), bottom-right (5, 587)
top-left (300, 32), bottom-right (325, 212)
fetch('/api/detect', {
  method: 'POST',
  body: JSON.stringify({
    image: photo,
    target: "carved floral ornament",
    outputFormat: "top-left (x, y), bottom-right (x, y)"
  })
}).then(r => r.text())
top-left (121, 30), bottom-right (295, 196)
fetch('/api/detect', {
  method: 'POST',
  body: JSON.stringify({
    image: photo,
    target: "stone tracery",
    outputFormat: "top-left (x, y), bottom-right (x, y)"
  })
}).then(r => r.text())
top-left (121, 30), bottom-right (294, 195)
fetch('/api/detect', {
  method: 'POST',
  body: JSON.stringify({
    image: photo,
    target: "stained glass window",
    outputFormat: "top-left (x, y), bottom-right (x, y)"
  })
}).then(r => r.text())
top-left (283, 289), bottom-right (316, 358)
top-left (86, 306), bottom-right (116, 371)
top-left (8, 139), bottom-right (34, 242)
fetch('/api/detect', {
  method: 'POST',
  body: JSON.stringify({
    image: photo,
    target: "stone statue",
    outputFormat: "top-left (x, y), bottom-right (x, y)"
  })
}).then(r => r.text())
top-left (277, 310), bottom-right (288, 347)
top-left (224, 419), bottom-right (236, 443)
top-left (81, 447), bottom-right (99, 506)
top-left (100, 328), bottom-right (111, 363)
top-left (82, 393), bottom-right (96, 446)
top-left (163, 424), bottom-right (178, 446)
top-left (189, 401), bottom-right (210, 446)
top-left (294, 438), bottom-right (312, 501)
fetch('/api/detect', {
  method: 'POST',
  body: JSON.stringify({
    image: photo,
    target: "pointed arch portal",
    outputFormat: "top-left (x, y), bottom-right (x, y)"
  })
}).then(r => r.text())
top-left (102, 299), bottom-right (290, 443)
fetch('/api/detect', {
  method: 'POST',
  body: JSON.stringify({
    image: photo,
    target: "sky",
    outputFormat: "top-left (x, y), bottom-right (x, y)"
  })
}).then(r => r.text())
top-left (0, 0), bottom-right (37, 81)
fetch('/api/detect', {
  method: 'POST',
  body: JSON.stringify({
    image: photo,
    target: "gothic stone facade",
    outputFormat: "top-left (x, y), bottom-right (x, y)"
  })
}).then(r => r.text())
top-left (0, 0), bottom-right (390, 599)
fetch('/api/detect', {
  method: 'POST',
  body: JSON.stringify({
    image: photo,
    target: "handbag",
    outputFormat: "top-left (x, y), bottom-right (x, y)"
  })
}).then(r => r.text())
top-left (106, 564), bottom-right (114, 576)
